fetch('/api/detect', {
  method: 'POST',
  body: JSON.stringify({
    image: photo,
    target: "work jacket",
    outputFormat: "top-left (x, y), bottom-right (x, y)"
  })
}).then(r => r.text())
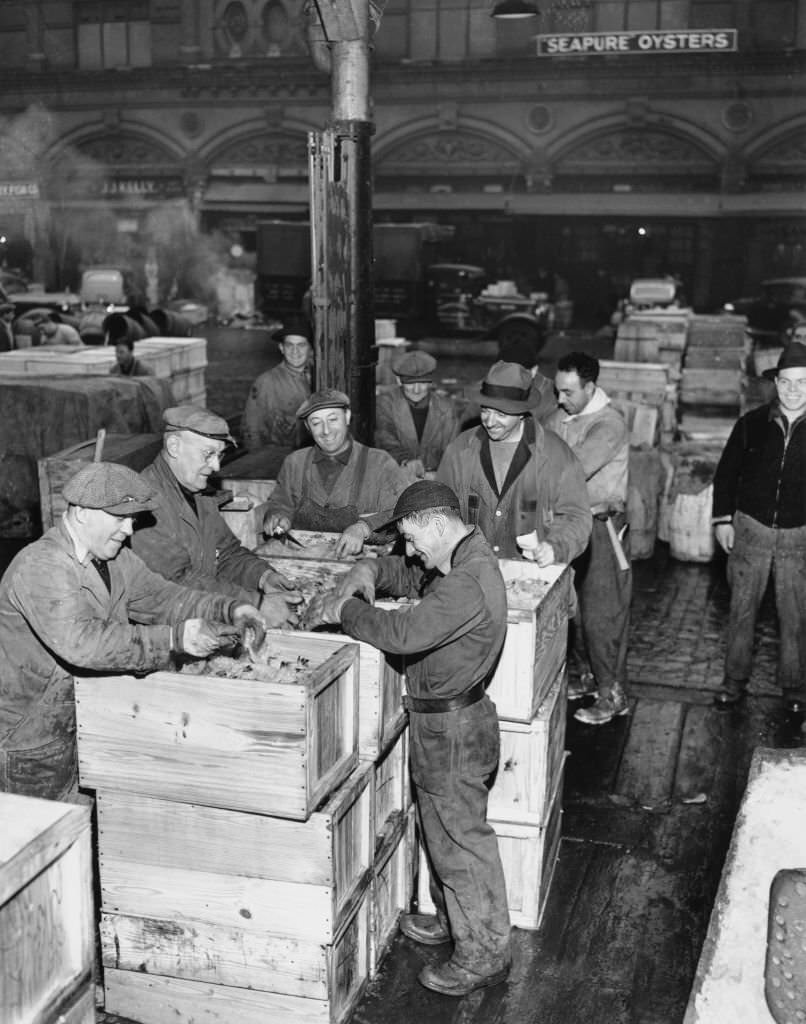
top-left (374, 386), bottom-right (460, 471)
top-left (713, 402), bottom-right (806, 529)
top-left (242, 362), bottom-right (311, 450)
top-left (0, 519), bottom-right (235, 800)
top-left (133, 453), bottom-right (267, 604)
top-left (340, 528), bottom-right (507, 701)
top-left (109, 357), bottom-right (153, 377)
top-left (545, 387), bottom-right (629, 511)
top-left (436, 418), bottom-right (592, 561)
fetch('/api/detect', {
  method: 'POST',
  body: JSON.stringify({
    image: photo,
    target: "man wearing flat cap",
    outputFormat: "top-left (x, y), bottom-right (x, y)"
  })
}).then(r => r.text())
top-left (305, 481), bottom-right (511, 997)
top-left (374, 350), bottom-right (460, 481)
top-left (711, 341), bottom-right (806, 733)
top-left (262, 388), bottom-right (408, 558)
top-left (131, 404), bottom-right (300, 628)
top-left (241, 316), bottom-right (313, 451)
top-left (0, 462), bottom-right (265, 801)
top-left (436, 360), bottom-right (591, 564)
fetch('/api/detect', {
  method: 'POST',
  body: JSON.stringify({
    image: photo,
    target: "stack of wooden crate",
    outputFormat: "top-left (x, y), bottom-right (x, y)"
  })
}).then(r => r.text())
top-left (75, 632), bottom-right (385, 1023)
top-left (680, 315), bottom-right (750, 408)
top-left (0, 793), bottom-right (95, 1024)
top-left (613, 311), bottom-right (689, 374)
top-left (598, 359), bottom-right (678, 446)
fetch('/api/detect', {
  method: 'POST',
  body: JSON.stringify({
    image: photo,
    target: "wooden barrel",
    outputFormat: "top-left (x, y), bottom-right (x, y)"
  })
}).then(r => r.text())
top-left (626, 448), bottom-right (663, 559)
top-left (668, 485), bottom-right (715, 563)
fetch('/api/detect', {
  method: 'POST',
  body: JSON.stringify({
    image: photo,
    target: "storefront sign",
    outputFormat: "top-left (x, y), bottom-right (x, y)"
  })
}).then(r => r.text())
top-left (101, 177), bottom-right (186, 199)
top-left (0, 181), bottom-right (39, 198)
top-left (537, 29), bottom-right (738, 56)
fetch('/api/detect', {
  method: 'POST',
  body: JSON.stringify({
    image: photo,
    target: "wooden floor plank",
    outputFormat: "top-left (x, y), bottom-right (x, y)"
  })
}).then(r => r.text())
top-left (615, 699), bottom-right (686, 809)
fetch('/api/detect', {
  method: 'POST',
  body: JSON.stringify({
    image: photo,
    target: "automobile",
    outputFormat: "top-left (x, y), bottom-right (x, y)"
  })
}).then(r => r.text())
top-left (723, 277), bottom-right (806, 341)
top-left (79, 266), bottom-right (133, 311)
top-left (11, 288), bottom-right (82, 320)
top-left (610, 276), bottom-right (687, 327)
top-left (0, 269), bottom-right (30, 295)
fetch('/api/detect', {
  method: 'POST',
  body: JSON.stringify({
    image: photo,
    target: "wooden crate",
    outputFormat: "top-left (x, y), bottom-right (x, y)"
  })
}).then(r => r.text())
top-left (488, 561), bottom-right (572, 723)
top-left (598, 360), bottom-right (672, 395)
top-left (98, 765), bottom-right (373, 974)
top-left (417, 779), bottom-right (564, 931)
top-left (219, 496), bottom-right (272, 550)
top-left (369, 722), bottom-right (410, 842)
top-left (0, 793), bottom-right (95, 1024)
top-left (37, 432), bottom-right (163, 530)
top-left (76, 633), bottom-right (359, 819)
top-left (219, 474), bottom-right (276, 506)
top-left (258, 530), bottom-right (392, 561)
top-left (103, 879), bottom-right (371, 1024)
top-left (488, 668), bottom-right (567, 826)
top-left (170, 366), bottom-right (207, 403)
top-left (370, 807), bottom-right (416, 976)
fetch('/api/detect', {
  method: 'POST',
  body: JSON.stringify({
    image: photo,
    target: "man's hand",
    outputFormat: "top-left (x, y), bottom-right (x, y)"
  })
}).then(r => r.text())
top-left (335, 521), bottom-right (370, 558)
top-left (263, 512), bottom-right (291, 538)
top-left (335, 560), bottom-right (377, 604)
top-left (715, 523), bottom-right (735, 554)
top-left (304, 592), bottom-right (348, 630)
top-left (534, 541), bottom-right (556, 568)
top-left (258, 592), bottom-right (301, 630)
top-left (259, 568), bottom-right (300, 593)
top-left (176, 619), bottom-right (223, 657)
top-left (232, 603), bottom-right (267, 649)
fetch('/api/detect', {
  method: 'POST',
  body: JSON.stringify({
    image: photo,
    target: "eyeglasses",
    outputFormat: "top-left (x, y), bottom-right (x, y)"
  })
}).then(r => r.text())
top-left (775, 377), bottom-right (806, 392)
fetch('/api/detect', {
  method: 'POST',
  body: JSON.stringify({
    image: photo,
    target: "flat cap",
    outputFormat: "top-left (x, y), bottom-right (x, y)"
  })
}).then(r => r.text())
top-left (163, 404), bottom-right (235, 444)
top-left (62, 462), bottom-right (156, 515)
top-left (296, 387), bottom-right (351, 419)
top-left (393, 350), bottom-right (436, 382)
top-left (383, 480), bottom-right (461, 526)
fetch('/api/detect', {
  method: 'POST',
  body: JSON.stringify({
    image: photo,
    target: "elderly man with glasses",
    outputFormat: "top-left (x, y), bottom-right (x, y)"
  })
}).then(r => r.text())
top-left (712, 342), bottom-right (806, 733)
top-left (131, 405), bottom-right (300, 628)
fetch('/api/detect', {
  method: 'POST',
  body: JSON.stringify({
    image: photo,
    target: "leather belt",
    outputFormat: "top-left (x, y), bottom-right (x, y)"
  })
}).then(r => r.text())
top-left (403, 681), bottom-right (486, 714)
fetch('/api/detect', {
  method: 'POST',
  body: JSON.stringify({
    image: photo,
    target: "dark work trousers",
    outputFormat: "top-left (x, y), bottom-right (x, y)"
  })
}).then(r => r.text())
top-left (570, 512), bottom-right (632, 697)
top-left (410, 696), bottom-right (511, 974)
top-left (724, 511), bottom-right (806, 701)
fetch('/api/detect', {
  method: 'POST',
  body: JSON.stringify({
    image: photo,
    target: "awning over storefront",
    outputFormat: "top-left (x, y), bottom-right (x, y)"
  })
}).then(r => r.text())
top-left (201, 181), bottom-right (308, 213)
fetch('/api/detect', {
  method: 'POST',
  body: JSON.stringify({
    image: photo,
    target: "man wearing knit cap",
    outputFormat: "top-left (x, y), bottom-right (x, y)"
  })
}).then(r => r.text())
top-left (262, 387), bottom-right (408, 557)
top-left (305, 480), bottom-right (511, 996)
top-left (0, 462), bottom-right (265, 801)
top-left (132, 404), bottom-right (301, 629)
top-left (374, 349), bottom-right (459, 481)
top-left (241, 316), bottom-right (313, 450)
top-left (437, 360), bottom-right (591, 563)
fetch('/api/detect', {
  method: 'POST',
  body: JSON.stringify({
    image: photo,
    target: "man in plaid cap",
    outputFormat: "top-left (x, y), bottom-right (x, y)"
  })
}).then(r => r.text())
top-left (374, 349), bottom-right (459, 481)
top-left (132, 404), bottom-right (301, 629)
top-left (0, 461), bottom-right (265, 801)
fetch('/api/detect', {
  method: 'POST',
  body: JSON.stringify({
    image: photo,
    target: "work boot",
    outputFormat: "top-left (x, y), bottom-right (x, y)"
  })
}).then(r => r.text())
top-left (567, 671), bottom-right (597, 701)
top-left (418, 958), bottom-right (510, 996)
top-left (574, 683), bottom-right (629, 725)
top-left (399, 912), bottom-right (451, 946)
top-left (713, 677), bottom-right (748, 710)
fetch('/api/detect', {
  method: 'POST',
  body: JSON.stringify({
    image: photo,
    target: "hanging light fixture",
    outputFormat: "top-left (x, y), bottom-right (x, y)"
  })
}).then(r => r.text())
top-left (490, 0), bottom-right (540, 18)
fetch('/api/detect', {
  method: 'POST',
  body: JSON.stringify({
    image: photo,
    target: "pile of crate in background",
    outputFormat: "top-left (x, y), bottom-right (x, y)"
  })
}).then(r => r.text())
top-left (598, 360), bottom-right (678, 449)
top-left (680, 315), bottom-right (749, 412)
top-left (75, 630), bottom-right (405, 1024)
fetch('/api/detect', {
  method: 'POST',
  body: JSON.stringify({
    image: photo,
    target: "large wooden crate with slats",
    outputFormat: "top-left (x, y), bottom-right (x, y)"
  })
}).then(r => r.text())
top-left (367, 720), bottom-right (410, 842)
top-left (370, 807), bottom-right (416, 976)
top-left (75, 633), bottom-right (359, 820)
top-left (0, 794), bottom-right (95, 1024)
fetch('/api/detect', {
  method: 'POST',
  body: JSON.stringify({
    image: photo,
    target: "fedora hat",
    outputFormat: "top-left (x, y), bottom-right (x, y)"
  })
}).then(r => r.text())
top-left (473, 360), bottom-right (542, 414)
top-left (763, 342), bottom-right (806, 380)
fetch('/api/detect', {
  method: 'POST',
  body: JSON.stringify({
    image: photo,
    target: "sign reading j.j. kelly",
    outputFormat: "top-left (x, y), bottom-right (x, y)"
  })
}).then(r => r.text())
top-left (537, 28), bottom-right (738, 56)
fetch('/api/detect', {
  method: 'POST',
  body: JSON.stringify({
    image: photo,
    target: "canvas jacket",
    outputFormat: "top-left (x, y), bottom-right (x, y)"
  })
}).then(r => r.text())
top-left (0, 518), bottom-right (235, 799)
top-left (242, 362), bottom-right (311, 450)
top-left (436, 418), bottom-right (592, 561)
top-left (133, 452), bottom-right (267, 604)
top-left (374, 386), bottom-right (460, 471)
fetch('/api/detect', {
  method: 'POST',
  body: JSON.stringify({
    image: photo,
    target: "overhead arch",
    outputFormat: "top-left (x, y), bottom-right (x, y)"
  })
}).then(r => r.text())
top-left (374, 116), bottom-right (531, 177)
top-left (44, 122), bottom-right (186, 168)
top-left (201, 118), bottom-right (315, 169)
top-left (742, 114), bottom-right (806, 172)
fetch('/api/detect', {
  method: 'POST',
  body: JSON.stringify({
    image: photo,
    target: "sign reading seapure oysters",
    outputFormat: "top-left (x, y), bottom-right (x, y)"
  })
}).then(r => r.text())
top-left (537, 29), bottom-right (737, 56)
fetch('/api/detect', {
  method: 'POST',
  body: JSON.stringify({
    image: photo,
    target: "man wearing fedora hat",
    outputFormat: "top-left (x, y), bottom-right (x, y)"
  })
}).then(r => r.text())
top-left (0, 461), bottom-right (266, 801)
top-left (375, 350), bottom-right (459, 481)
top-left (241, 316), bottom-right (313, 451)
top-left (304, 480), bottom-right (511, 996)
top-left (131, 405), bottom-right (301, 629)
top-left (436, 360), bottom-right (591, 563)
top-left (712, 341), bottom-right (806, 727)
top-left (262, 387), bottom-right (408, 557)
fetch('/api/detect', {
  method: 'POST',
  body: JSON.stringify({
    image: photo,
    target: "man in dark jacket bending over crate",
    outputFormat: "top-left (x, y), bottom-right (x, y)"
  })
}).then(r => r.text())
top-left (305, 480), bottom-right (511, 997)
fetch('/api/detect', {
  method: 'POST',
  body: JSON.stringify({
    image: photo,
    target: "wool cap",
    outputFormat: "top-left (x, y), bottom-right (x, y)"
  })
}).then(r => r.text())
top-left (62, 462), bottom-right (156, 515)
top-left (383, 480), bottom-right (461, 526)
top-left (163, 404), bottom-right (235, 444)
top-left (296, 387), bottom-right (351, 419)
top-left (763, 341), bottom-right (806, 380)
top-left (274, 314), bottom-right (313, 345)
top-left (473, 360), bottom-right (542, 414)
top-left (393, 350), bottom-right (436, 382)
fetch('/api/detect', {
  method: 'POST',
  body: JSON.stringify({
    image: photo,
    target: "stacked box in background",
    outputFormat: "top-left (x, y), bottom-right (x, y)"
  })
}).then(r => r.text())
top-left (75, 633), bottom-right (381, 1023)
top-left (613, 310), bottom-right (690, 374)
top-left (680, 315), bottom-right (749, 409)
top-left (0, 793), bottom-right (95, 1024)
top-left (598, 359), bottom-right (678, 447)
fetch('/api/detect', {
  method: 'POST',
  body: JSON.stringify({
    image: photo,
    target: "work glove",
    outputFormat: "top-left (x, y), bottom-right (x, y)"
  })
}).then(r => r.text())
top-left (334, 559), bottom-right (378, 604)
top-left (259, 567), bottom-right (299, 593)
top-left (258, 592), bottom-right (301, 630)
top-left (232, 603), bottom-right (267, 650)
top-left (335, 520), bottom-right (371, 558)
top-left (303, 592), bottom-right (348, 630)
top-left (263, 512), bottom-right (291, 538)
top-left (174, 619), bottom-right (224, 658)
